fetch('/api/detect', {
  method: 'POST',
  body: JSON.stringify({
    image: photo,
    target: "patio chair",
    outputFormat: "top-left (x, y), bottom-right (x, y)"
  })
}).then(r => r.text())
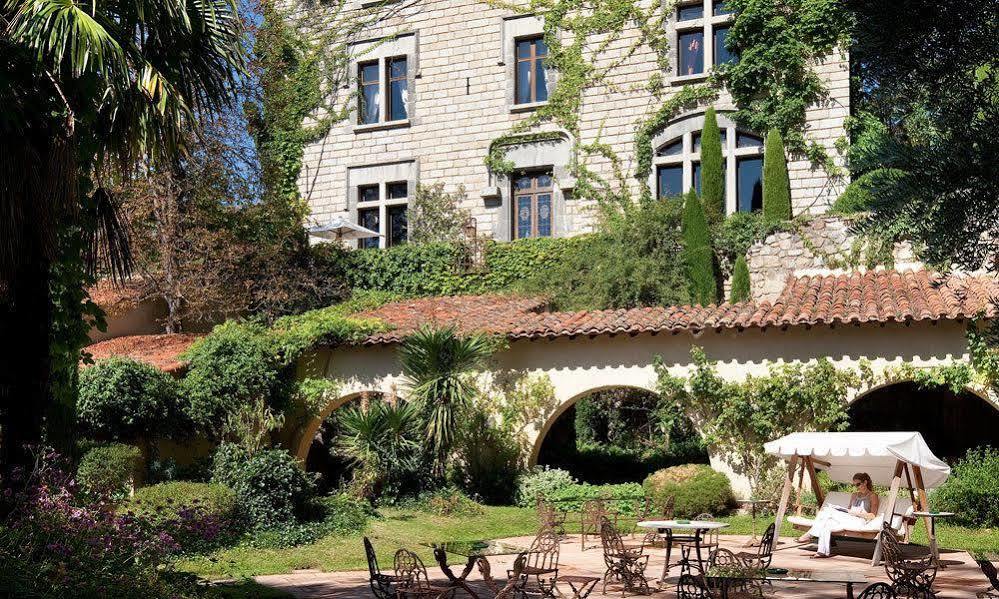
top-left (625, 495), bottom-right (675, 551)
top-left (599, 516), bottom-right (651, 596)
top-left (581, 499), bottom-right (614, 550)
top-left (676, 573), bottom-right (714, 599)
top-left (364, 536), bottom-right (407, 599)
top-left (670, 513), bottom-right (721, 568)
top-left (536, 497), bottom-right (567, 538)
top-left (511, 528), bottom-right (560, 599)
top-left (708, 548), bottom-right (766, 598)
top-left (733, 522), bottom-right (776, 569)
top-left (858, 583), bottom-right (897, 599)
top-left (977, 556), bottom-right (999, 599)
top-left (394, 548), bottom-right (457, 599)
top-left (880, 522), bottom-right (937, 597)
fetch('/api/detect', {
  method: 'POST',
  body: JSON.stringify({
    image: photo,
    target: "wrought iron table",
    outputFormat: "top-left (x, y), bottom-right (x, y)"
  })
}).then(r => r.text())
top-left (637, 519), bottom-right (729, 584)
top-left (422, 539), bottom-right (529, 599)
top-left (705, 567), bottom-right (868, 599)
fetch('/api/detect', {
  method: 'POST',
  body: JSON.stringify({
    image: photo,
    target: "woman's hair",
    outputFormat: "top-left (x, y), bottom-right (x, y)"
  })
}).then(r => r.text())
top-left (852, 472), bottom-right (874, 490)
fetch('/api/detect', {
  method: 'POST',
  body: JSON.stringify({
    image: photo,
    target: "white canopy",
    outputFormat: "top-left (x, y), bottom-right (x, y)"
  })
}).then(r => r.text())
top-left (764, 431), bottom-right (951, 489)
top-left (308, 216), bottom-right (382, 242)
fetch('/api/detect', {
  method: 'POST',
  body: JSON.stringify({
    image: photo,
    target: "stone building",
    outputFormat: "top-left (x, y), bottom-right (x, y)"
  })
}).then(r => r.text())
top-left (299, 0), bottom-right (849, 247)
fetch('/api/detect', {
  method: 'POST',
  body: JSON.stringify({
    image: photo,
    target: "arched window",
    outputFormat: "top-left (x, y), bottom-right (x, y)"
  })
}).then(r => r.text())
top-left (653, 115), bottom-right (764, 213)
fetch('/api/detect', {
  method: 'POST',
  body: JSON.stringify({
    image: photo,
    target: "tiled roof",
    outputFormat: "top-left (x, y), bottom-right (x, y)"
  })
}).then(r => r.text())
top-left (83, 333), bottom-right (201, 374)
top-left (355, 270), bottom-right (999, 345)
top-left (87, 278), bottom-right (153, 316)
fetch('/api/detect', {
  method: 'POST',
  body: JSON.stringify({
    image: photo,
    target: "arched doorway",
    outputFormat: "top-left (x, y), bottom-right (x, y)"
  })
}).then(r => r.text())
top-left (304, 391), bottom-right (386, 494)
top-left (848, 382), bottom-right (999, 462)
top-left (535, 386), bottom-right (707, 484)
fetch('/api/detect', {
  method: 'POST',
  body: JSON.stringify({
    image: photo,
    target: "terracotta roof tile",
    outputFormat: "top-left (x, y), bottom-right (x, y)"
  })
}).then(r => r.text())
top-left (87, 279), bottom-right (153, 316)
top-left (352, 270), bottom-right (999, 346)
top-left (84, 333), bottom-right (201, 374)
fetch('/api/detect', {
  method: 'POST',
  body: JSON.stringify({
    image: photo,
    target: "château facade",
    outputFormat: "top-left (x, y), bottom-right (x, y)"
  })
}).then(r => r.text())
top-left (299, 0), bottom-right (849, 247)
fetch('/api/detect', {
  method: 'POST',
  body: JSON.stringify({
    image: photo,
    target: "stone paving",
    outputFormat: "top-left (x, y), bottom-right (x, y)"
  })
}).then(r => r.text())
top-left (255, 534), bottom-right (993, 598)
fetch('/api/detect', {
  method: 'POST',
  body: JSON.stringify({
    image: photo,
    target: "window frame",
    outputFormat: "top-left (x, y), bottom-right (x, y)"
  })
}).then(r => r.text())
top-left (514, 35), bottom-right (549, 105)
top-left (349, 34), bottom-right (416, 131)
top-left (653, 122), bottom-right (763, 213)
top-left (356, 180), bottom-right (411, 248)
top-left (385, 56), bottom-right (408, 122)
top-left (511, 170), bottom-right (554, 239)
top-left (672, 0), bottom-right (735, 82)
top-left (357, 60), bottom-right (381, 125)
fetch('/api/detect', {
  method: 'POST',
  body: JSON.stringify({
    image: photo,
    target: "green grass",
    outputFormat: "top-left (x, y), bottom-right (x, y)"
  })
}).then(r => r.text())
top-left (210, 579), bottom-right (294, 598)
top-left (181, 507), bottom-right (999, 580)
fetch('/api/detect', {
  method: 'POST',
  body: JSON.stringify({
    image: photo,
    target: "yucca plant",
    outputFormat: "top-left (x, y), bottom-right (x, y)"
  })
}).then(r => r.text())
top-left (336, 401), bottom-right (421, 500)
top-left (398, 326), bottom-right (495, 479)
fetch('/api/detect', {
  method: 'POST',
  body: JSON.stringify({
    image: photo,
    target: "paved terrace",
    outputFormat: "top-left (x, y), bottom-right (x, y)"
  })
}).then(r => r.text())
top-left (255, 534), bottom-right (991, 598)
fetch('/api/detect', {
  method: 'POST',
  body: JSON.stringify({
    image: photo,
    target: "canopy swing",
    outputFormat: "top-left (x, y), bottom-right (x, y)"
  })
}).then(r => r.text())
top-left (765, 432), bottom-right (951, 566)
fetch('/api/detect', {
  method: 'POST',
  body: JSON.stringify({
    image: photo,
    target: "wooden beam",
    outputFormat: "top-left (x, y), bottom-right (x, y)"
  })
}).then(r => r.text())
top-left (912, 466), bottom-right (934, 550)
top-left (872, 460), bottom-right (904, 566)
top-left (804, 456), bottom-right (825, 508)
top-left (773, 455), bottom-right (800, 540)
top-left (811, 457), bottom-right (831, 468)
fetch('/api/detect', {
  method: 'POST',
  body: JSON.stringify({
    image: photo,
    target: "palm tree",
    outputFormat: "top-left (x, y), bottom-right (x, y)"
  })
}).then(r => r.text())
top-left (0, 0), bottom-right (244, 475)
top-left (336, 400), bottom-right (421, 500)
top-left (398, 326), bottom-right (495, 479)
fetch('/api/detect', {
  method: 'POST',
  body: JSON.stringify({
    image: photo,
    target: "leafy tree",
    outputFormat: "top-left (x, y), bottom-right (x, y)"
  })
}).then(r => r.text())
top-left (408, 183), bottom-right (472, 245)
top-left (729, 255), bottom-right (751, 303)
top-left (846, 0), bottom-right (999, 270)
top-left (398, 326), bottom-right (495, 479)
top-left (0, 0), bottom-right (244, 473)
top-left (77, 358), bottom-right (184, 442)
top-left (681, 190), bottom-right (717, 306)
top-left (762, 129), bottom-right (792, 221)
top-left (700, 107), bottom-right (725, 222)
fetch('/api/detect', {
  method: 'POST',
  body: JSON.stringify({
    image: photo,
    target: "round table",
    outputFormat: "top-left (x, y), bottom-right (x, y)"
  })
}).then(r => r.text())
top-left (738, 499), bottom-right (772, 547)
top-left (637, 519), bottom-right (730, 584)
top-left (912, 511), bottom-right (955, 569)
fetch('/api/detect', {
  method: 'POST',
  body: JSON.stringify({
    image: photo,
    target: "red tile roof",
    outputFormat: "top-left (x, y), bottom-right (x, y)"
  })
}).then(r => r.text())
top-left (354, 270), bottom-right (999, 345)
top-left (87, 278), bottom-right (153, 316)
top-left (84, 334), bottom-right (202, 374)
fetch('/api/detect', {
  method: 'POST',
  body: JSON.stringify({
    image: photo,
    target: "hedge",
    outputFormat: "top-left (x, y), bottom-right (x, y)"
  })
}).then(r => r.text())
top-left (643, 464), bottom-right (736, 517)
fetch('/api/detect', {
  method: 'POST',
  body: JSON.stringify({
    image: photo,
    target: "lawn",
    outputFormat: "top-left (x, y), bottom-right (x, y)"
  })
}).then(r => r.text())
top-left (180, 506), bottom-right (999, 580)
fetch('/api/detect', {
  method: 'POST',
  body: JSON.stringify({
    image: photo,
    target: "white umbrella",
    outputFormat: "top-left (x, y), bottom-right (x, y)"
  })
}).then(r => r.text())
top-left (308, 216), bottom-right (382, 242)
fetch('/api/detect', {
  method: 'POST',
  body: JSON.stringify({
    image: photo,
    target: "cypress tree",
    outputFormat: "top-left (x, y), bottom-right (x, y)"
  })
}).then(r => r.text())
top-left (762, 128), bottom-right (792, 221)
top-left (729, 255), bottom-right (751, 303)
top-left (700, 107), bottom-right (725, 222)
top-left (681, 189), bottom-right (716, 306)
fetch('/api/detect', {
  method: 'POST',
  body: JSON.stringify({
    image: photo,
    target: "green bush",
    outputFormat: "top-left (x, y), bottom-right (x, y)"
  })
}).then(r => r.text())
top-left (454, 412), bottom-right (523, 505)
top-left (729, 255), bottom-right (751, 302)
top-left (401, 487), bottom-right (485, 517)
top-left (762, 129), bottom-right (792, 221)
top-left (76, 443), bottom-right (141, 499)
top-left (933, 446), bottom-right (999, 527)
top-left (700, 107), bottom-right (725, 222)
top-left (210, 443), bottom-right (317, 527)
top-left (643, 464), bottom-right (736, 517)
top-left (78, 357), bottom-right (184, 441)
top-left (682, 190), bottom-right (717, 306)
top-left (182, 321), bottom-right (283, 434)
top-left (243, 494), bottom-right (372, 549)
top-left (125, 481), bottom-right (239, 524)
top-left (547, 441), bottom-right (709, 486)
top-left (544, 482), bottom-right (645, 515)
top-left (514, 467), bottom-right (578, 507)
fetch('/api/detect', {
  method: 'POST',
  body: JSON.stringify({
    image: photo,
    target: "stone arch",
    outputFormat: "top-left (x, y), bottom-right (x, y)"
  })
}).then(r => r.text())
top-left (290, 389), bottom-right (387, 462)
top-left (846, 380), bottom-right (999, 462)
top-left (527, 382), bottom-right (661, 468)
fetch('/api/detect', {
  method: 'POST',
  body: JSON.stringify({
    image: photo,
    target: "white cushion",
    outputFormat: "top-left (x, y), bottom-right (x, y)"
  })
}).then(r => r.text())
top-left (797, 491), bottom-right (913, 534)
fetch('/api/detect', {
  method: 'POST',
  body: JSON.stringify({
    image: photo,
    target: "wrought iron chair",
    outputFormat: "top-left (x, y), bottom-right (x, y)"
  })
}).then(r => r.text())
top-left (599, 516), bottom-right (651, 596)
top-left (858, 583), bottom-right (898, 599)
top-left (581, 499), bottom-right (613, 550)
top-left (394, 548), bottom-right (457, 599)
top-left (513, 528), bottom-right (560, 599)
top-left (977, 556), bottom-right (999, 599)
top-left (676, 573), bottom-right (715, 599)
top-left (627, 495), bottom-right (675, 551)
top-left (880, 522), bottom-right (937, 598)
top-left (708, 548), bottom-right (767, 598)
top-left (536, 497), bottom-right (567, 538)
top-left (364, 536), bottom-right (407, 599)
top-left (734, 523), bottom-right (777, 569)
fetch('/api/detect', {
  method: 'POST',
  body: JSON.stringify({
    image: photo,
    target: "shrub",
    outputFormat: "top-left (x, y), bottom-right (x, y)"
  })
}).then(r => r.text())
top-left (643, 464), bottom-right (736, 517)
top-left (762, 129), bottom-right (792, 221)
top-left (453, 410), bottom-right (524, 505)
top-left (544, 482), bottom-right (645, 515)
top-left (402, 487), bottom-right (485, 517)
top-left (514, 467), bottom-right (578, 507)
top-left (729, 255), bottom-right (751, 302)
top-left (242, 494), bottom-right (372, 549)
top-left (700, 107), bottom-right (725, 222)
top-left (124, 481), bottom-right (241, 553)
top-left (408, 183), bottom-right (471, 244)
top-left (546, 441), bottom-right (709, 485)
top-left (210, 443), bottom-right (316, 527)
top-left (682, 190), bottom-right (717, 306)
top-left (182, 321), bottom-right (282, 434)
top-left (76, 443), bottom-right (141, 499)
top-left (78, 357), bottom-right (183, 440)
top-left (933, 446), bottom-right (999, 527)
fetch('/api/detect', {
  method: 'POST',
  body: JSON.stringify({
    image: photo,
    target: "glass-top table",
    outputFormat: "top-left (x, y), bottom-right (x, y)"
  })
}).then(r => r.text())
top-left (421, 540), bottom-right (530, 599)
top-left (705, 567), bottom-right (868, 599)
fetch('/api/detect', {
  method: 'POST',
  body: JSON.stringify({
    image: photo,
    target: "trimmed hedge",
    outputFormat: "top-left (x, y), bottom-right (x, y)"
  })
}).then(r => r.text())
top-left (643, 464), bottom-right (736, 517)
top-left (76, 443), bottom-right (141, 499)
top-left (729, 255), bottom-right (751, 302)
top-left (544, 483), bottom-right (646, 515)
top-left (125, 481), bottom-right (239, 525)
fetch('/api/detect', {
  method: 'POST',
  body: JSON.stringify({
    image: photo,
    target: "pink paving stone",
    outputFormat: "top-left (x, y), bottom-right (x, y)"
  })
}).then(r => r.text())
top-left (253, 534), bottom-right (993, 598)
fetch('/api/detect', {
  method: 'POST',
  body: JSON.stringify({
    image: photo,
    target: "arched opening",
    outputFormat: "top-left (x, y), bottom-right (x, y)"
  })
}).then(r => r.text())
top-left (848, 382), bottom-right (999, 462)
top-left (535, 386), bottom-right (708, 484)
top-left (304, 391), bottom-right (386, 494)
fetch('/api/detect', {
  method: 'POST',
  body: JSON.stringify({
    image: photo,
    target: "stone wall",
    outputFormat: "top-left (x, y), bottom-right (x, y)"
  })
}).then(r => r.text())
top-left (746, 217), bottom-right (921, 303)
top-left (298, 0), bottom-right (851, 240)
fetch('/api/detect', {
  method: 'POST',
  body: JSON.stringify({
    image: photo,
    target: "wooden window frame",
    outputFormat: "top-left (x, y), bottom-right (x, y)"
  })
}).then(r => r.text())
top-left (512, 171), bottom-right (554, 239)
top-left (385, 56), bottom-right (407, 122)
top-left (515, 36), bottom-right (548, 105)
top-left (358, 60), bottom-right (380, 124)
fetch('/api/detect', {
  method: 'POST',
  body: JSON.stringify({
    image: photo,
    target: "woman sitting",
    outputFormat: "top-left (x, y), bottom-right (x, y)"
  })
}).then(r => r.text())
top-left (797, 472), bottom-right (880, 558)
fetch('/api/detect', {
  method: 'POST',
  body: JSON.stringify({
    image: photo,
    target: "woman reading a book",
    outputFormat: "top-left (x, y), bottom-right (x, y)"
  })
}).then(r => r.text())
top-left (798, 472), bottom-right (880, 558)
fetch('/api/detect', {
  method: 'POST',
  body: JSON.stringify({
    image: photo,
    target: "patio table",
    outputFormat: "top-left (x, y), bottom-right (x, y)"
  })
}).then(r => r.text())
top-left (637, 519), bottom-right (729, 583)
top-left (422, 539), bottom-right (530, 599)
top-left (704, 567), bottom-right (868, 599)
top-left (912, 511), bottom-right (955, 569)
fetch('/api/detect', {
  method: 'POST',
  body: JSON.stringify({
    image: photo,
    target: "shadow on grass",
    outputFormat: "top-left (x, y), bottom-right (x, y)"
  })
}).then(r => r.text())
top-left (211, 579), bottom-right (295, 598)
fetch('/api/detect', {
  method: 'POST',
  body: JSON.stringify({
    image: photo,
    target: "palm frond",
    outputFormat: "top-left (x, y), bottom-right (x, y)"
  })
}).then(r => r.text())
top-left (84, 187), bottom-right (133, 283)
